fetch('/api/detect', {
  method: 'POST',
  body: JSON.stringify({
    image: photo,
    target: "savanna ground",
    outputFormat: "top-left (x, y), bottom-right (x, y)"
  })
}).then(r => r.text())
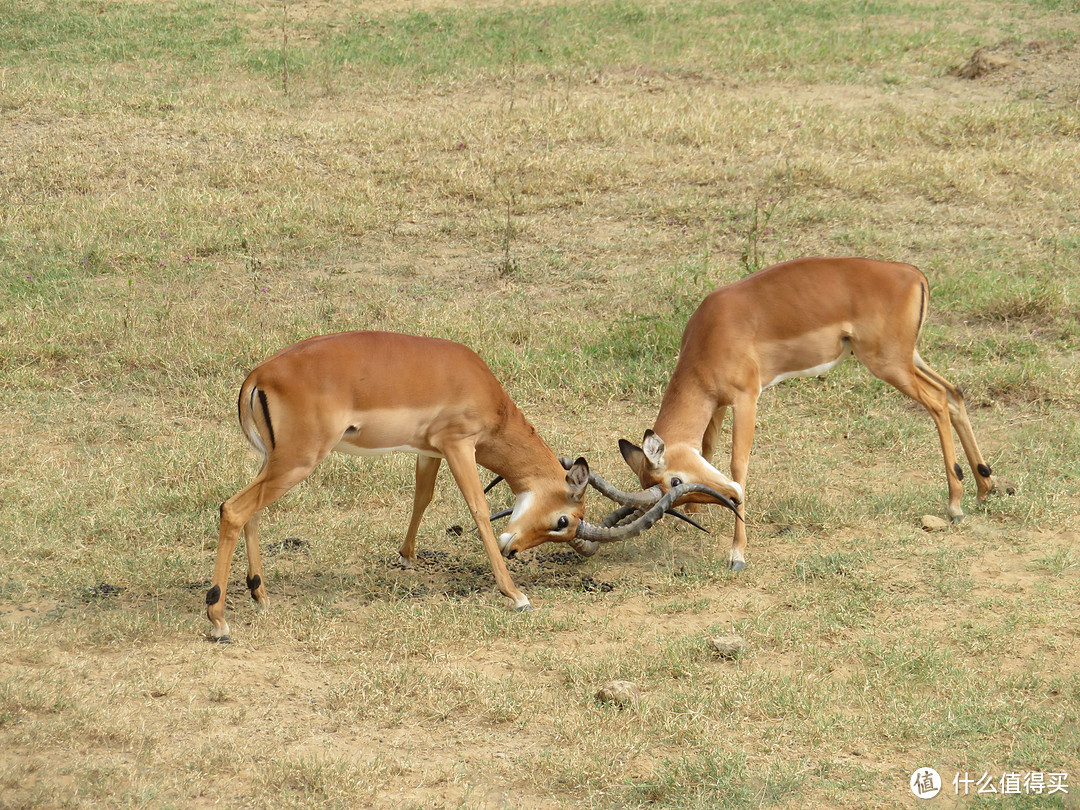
top-left (2, 1), bottom-right (1080, 807)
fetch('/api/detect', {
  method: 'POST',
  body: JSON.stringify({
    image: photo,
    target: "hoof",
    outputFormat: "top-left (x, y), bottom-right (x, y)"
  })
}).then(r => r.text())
top-left (950, 513), bottom-right (965, 524)
top-left (728, 559), bottom-right (746, 573)
top-left (514, 602), bottom-right (533, 613)
top-left (208, 633), bottom-right (231, 645)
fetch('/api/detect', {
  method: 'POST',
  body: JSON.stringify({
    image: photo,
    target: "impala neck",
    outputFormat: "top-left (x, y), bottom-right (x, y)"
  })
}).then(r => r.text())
top-left (475, 404), bottom-right (565, 494)
top-left (652, 369), bottom-right (718, 452)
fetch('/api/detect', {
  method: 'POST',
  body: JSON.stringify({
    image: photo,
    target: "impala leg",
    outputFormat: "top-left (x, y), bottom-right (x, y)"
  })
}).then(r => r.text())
top-left (701, 406), bottom-right (728, 461)
top-left (686, 406), bottom-right (728, 516)
top-left (441, 443), bottom-right (530, 611)
top-left (209, 483), bottom-right (261, 642)
top-left (876, 363), bottom-right (966, 522)
top-left (243, 512), bottom-right (268, 610)
top-left (727, 395), bottom-right (757, 572)
top-left (914, 353), bottom-right (996, 501)
top-left (398, 455), bottom-right (441, 567)
top-left (208, 459), bottom-right (320, 641)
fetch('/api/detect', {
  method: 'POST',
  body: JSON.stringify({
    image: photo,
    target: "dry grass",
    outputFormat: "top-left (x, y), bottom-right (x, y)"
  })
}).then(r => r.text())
top-left (2, 1), bottom-right (1080, 807)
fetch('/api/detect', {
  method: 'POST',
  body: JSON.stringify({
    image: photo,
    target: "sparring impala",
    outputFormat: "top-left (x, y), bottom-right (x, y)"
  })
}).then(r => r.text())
top-left (619, 257), bottom-right (1000, 572)
top-left (207, 330), bottom-right (730, 641)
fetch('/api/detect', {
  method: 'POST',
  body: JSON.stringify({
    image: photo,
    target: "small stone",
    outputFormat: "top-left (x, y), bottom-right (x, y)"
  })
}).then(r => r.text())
top-left (595, 680), bottom-right (641, 708)
top-left (710, 635), bottom-right (748, 659)
top-left (921, 515), bottom-right (950, 532)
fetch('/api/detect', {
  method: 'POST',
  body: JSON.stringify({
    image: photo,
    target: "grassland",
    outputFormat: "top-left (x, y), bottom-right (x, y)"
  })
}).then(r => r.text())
top-left (1, 0), bottom-right (1079, 807)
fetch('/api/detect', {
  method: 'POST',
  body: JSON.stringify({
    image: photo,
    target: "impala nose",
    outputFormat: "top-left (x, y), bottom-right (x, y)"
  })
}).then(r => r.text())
top-left (498, 531), bottom-right (515, 556)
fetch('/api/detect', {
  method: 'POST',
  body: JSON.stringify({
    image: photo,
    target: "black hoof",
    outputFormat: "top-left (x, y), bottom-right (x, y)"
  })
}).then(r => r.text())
top-left (515, 603), bottom-right (533, 613)
top-left (215, 635), bottom-right (231, 645)
top-left (729, 560), bottom-right (746, 573)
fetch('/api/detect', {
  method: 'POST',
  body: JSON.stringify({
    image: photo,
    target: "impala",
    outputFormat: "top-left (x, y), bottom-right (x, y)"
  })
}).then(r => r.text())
top-left (619, 257), bottom-right (1000, 571)
top-left (206, 330), bottom-right (730, 641)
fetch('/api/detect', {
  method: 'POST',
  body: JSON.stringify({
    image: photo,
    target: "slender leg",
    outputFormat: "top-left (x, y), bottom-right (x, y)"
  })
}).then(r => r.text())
top-left (398, 455), bottom-right (442, 566)
top-left (701, 406), bottom-right (727, 461)
top-left (208, 455), bottom-right (324, 641)
top-left (243, 512), bottom-right (268, 610)
top-left (684, 406), bottom-right (728, 516)
top-left (727, 394), bottom-right (758, 571)
top-left (440, 443), bottom-right (529, 610)
top-left (914, 353), bottom-right (996, 500)
top-left (873, 361), bottom-right (966, 521)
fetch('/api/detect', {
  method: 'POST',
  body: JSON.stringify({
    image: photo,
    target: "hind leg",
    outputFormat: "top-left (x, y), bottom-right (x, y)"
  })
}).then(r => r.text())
top-left (914, 352), bottom-right (996, 501)
top-left (243, 512), bottom-right (269, 610)
top-left (869, 358), bottom-right (967, 522)
top-left (398, 455), bottom-right (441, 567)
top-left (208, 459), bottom-right (322, 641)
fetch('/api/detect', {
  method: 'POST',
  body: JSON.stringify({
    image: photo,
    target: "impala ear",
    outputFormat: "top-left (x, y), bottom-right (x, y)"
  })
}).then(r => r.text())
top-left (618, 438), bottom-right (646, 477)
top-left (620, 432), bottom-right (666, 479)
top-left (565, 457), bottom-right (589, 501)
top-left (641, 430), bottom-right (666, 469)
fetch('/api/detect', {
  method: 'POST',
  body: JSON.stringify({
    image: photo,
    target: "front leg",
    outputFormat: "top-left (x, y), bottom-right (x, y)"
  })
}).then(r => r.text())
top-left (685, 406), bottom-right (729, 516)
top-left (728, 395), bottom-right (757, 572)
top-left (441, 443), bottom-right (530, 611)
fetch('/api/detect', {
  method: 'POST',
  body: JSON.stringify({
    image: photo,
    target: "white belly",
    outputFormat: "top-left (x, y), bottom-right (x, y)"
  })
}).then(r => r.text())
top-left (763, 351), bottom-right (849, 390)
top-left (332, 441), bottom-right (442, 459)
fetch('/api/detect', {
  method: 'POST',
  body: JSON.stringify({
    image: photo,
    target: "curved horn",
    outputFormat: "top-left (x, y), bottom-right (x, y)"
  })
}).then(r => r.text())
top-left (463, 507), bottom-right (514, 535)
top-left (558, 456), bottom-right (662, 508)
top-left (568, 537), bottom-right (599, 557)
top-left (575, 482), bottom-right (740, 544)
top-left (666, 509), bottom-right (710, 533)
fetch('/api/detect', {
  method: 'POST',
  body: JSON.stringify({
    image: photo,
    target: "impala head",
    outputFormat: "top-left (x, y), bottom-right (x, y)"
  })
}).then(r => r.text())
top-left (619, 430), bottom-right (743, 506)
top-left (497, 458), bottom-right (590, 557)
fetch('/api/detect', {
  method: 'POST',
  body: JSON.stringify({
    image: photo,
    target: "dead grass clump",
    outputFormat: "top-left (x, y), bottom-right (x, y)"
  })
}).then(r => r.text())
top-left (951, 46), bottom-right (1015, 80)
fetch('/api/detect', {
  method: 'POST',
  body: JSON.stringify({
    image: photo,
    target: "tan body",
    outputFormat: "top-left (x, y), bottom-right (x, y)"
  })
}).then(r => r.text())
top-left (207, 331), bottom-right (590, 640)
top-left (620, 257), bottom-right (997, 570)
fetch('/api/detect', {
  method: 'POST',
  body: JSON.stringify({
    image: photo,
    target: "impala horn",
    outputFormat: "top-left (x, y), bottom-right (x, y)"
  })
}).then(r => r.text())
top-left (487, 458), bottom-right (666, 508)
top-left (557, 456), bottom-right (663, 508)
top-left (569, 481), bottom-right (741, 557)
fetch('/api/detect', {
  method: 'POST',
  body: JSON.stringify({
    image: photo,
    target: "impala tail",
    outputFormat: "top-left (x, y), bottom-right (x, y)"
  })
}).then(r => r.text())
top-left (237, 382), bottom-right (272, 462)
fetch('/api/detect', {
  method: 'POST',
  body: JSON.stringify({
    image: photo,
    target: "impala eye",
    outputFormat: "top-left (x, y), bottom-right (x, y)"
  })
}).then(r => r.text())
top-left (670, 477), bottom-right (683, 488)
top-left (556, 516), bottom-right (569, 531)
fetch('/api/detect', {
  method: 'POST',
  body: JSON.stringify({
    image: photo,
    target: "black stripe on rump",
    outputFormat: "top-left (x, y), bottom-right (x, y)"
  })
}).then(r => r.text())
top-left (257, 388), bottom-right (276, 449)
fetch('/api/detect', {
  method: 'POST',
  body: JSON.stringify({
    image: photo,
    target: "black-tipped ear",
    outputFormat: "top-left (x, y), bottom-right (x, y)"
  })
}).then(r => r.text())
top-left (619, 438), bottom-right (647, 480)
top-left (566, 457), bottom-right (589, 500)
top-left (619, 438), bottom-right (641, 464)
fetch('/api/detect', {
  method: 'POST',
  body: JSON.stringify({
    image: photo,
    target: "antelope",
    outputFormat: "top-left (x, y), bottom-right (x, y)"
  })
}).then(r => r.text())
top-left (619, 257), bottom-right (1000, 571)
top-left (207, 331), bottom-right (736, 641)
